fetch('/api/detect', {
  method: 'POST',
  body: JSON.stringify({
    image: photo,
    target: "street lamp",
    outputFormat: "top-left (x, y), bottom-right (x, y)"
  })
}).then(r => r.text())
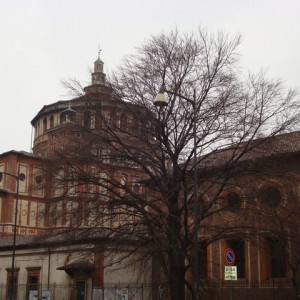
top-left (154, 84), bottom-right (200, 300)
top-left (0, 167), bottom-right (25, 300)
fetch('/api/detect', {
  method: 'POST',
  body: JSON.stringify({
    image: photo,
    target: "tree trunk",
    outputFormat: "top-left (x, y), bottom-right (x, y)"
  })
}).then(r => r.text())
top-left (169, 251), bottom-right (186, 300)
top-left (167, 194), bottom-right (186, 300)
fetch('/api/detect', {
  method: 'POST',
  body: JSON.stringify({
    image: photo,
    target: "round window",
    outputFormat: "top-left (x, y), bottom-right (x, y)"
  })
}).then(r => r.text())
top-left (35, 175), bottom-right (43, 184)
top-left (259, 186), bottom-right (281, 208)
top-left (224, 192), bottom-right (241, 212)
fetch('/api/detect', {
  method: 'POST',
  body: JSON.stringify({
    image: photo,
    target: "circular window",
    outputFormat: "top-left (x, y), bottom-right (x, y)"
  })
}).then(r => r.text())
top-left (18, 173), bottom-right (26, 181)
top-left (259, 186), bottom-right (281, 208)
top-left (224, 192), bottom-right (241, 212)
top-left (35, 175), bottom-right (43, 184)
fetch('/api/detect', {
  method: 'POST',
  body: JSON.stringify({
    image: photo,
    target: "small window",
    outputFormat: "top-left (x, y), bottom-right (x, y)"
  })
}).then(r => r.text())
top-left (109, 111), bottom-right (116, 127)
top-left (120, 174), bottom-right (127, 196)
top-left (133, 182), bottom-right (140, 193)
top-left (95, 110), bottom-right (102, 129)
top-left (120, 113), bottom-right (128, 130)
top-left (84, 111), bottom-right (92, 128)
top-left (50, 115), bottom-right (54, 128)
top-left (43, 117), bottom-right (47, 132)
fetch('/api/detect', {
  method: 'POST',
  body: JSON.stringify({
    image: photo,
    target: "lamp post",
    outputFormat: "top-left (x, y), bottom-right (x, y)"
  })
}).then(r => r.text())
top-left (0, 166), bottom-right (25, 300)
top-left (154, 84), bottom-right (200, 300)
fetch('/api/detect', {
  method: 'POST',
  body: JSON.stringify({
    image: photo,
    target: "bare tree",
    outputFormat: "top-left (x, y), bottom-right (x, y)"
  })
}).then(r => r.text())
top-left (48, 28), bottom-right (300, 300)
top-left (61, 77), bottom-right (85, 97)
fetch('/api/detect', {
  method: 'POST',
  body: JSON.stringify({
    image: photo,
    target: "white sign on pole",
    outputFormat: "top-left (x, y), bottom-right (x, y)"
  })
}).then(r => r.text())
top-left (224, 266), bottom-right (237, 280)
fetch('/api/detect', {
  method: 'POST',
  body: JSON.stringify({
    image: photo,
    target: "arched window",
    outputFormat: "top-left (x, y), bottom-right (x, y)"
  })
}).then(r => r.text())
top-left (43, 117), bottom-right (47, 132)
top-left (60, 110), bottom-right (75, 124)
top-left (49, 115), bottom-right (54, 128)
top-left (60, 113), bottom-right (65, 124)
top-left (120, 113), bottom-right (128, 130)
top-left (95, 110), bottom-right (102, 129)
top-left (84, 111), bottom-right (92, 128)
top-left (109, 111), bottom-right (116, 127)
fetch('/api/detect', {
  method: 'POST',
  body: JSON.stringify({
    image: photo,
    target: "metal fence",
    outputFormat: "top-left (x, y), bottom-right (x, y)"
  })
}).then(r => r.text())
top-left (0, 284), bottom-right (148, 300)
top-left (0, 282), bottom-right (296, 300)
top-left (199, 281), bottom-right (296, 300)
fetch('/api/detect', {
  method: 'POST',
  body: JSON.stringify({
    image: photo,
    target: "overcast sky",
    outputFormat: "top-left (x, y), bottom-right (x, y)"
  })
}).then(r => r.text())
top-left (0, 0), bottom-right (299, 154)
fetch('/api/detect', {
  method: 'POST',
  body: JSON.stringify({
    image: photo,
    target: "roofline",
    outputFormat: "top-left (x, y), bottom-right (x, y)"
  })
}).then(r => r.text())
top-left (0, 150), bottom-right (42, 160)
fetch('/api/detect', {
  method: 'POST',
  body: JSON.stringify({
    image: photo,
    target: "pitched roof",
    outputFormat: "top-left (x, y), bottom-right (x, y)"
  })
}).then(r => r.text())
top-left (198, 130), bottom-right (300, 170)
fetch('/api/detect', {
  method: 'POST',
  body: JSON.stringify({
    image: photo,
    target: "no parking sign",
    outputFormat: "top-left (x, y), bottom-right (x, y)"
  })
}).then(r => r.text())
top-left (224, 248), bottom-right (235, 266)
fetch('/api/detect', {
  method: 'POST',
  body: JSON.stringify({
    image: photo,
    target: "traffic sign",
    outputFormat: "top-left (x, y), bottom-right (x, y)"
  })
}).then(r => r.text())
top-left (224, 248), bottom-right (235, 266)
top-left (224, 266), bottom-right (237, 280)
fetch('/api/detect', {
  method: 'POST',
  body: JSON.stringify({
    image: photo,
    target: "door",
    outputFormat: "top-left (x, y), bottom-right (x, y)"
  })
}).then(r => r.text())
top-left (76, 282), bottom-right (85, 300)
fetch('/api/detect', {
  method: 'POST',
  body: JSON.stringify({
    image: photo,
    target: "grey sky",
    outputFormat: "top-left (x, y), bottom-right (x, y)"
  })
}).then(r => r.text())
top-left (0, 0), bottom-right (299, 153)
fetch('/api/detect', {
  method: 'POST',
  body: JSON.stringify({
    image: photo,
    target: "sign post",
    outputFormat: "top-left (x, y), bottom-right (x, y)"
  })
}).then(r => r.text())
top-left (224, 248), bottom-right (237, 300)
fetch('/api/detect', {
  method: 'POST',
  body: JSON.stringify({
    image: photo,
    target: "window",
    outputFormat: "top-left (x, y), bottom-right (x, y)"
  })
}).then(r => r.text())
top-left (221, 190), bottom-right (241, 213)
top-left (33, 168), bottom-right (44, 196)
top-left (43, 117), bottom-right (47, 132)
top-left (120, 113), bottom-right (128, 130)
top-left (95, 110), bottom-right (102, 129)
top-left (259, 186), bottom-right (282, 208)
top-left (60, 109), bottom-right (75, 124)
top-left (50, 115), bottom-right (54, 128)
top-left (26, 267), bottom-right (40, 300)
top-left (226, 239), bottom-right (245, 278)
top-left (132, 178), bottom-right (141, 193)
top-left (198, 242), bottom-right (208, 279)
top-left (86, 200), bottom-right (103, 227)
top-left (66, 201), bottom-right (81, 227)
top-left (59, 112), bottom-right (65, 124)
top-left (48, 201), bottom-right (62, 227)
top-left (68, 168), bottom-right (77, 196)
top-left (130, 118), bottom-right (141, 135)
top-left (53, 169), bottom-right (64, 197)
top-left (109, 111), bottom-right (116, 127)
top-left (37, 203), bottom-right (45, 227)
top-left (99, 172), bottom-right (109, 196)
top-left (84, 111), bottom-right (92, 128)
top-left (120, 174), bottom-right (127, 196)
top-left (265, 238), bottom-right (286, 278)
top-left (99, 148), bottom-right (110, 164)
top-left (6, 268), bottom-right (19, 300)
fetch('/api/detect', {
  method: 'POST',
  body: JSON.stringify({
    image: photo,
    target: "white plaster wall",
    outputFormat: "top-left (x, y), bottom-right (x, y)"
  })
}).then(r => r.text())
top-left (0, 245), bottom-right (152, 300)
